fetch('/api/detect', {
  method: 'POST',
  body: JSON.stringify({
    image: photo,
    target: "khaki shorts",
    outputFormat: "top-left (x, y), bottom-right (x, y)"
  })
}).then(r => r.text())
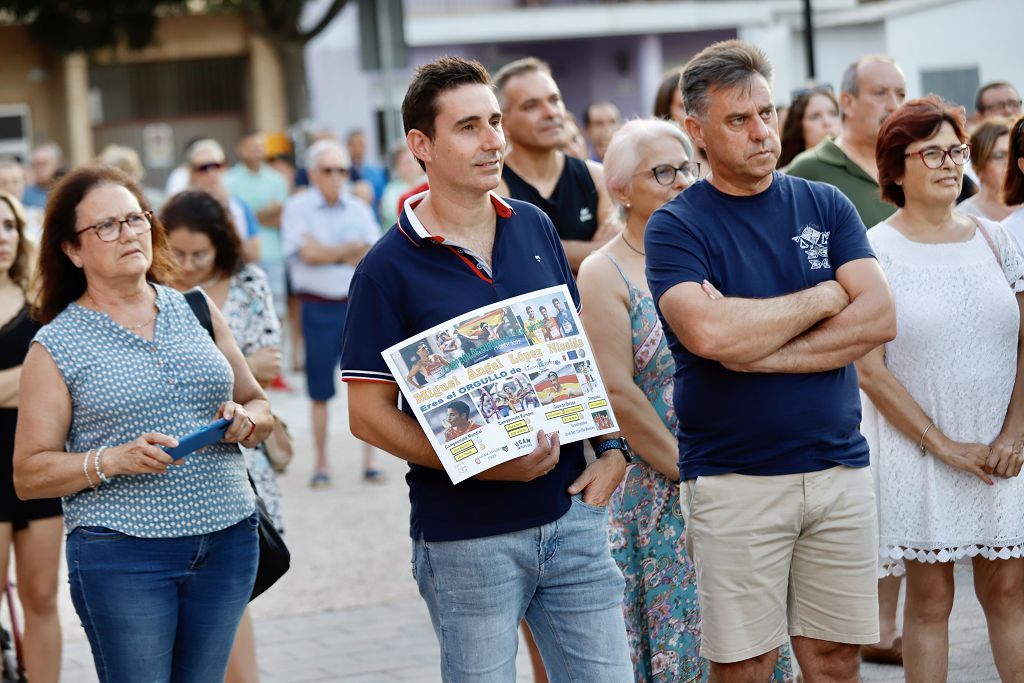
top-left (681, 465), bottom-right (879, 663)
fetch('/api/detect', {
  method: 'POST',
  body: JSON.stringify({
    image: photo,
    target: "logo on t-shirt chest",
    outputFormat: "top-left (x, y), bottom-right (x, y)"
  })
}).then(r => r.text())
top-left (792, 225), bottom-right (831, 269)
top-left (579, 207), bottom-right (593, 224)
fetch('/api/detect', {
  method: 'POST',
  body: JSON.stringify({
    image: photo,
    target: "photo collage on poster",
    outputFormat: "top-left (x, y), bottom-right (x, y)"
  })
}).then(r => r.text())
top-left (382, 285), bottom-right (619, 484)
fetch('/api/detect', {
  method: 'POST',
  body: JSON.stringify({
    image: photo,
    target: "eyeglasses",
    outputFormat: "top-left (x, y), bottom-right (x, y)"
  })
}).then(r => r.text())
top-left (317, 167), bottom-right (350, 176)
top-left (76, 211), bottom-right (153, 242)
top-left (980, 99), bottom-right (1023, 114)
top-left (193, 162), bottom-right (225, 173)
top-left (640, 162), bottom-right (701, 186)
top-left (904, 144), bottom-right (971, 170)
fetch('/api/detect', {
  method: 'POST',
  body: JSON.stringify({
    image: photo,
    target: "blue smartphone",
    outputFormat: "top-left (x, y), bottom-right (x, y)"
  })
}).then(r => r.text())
top-left (164, 418), bottom-right (232, 458)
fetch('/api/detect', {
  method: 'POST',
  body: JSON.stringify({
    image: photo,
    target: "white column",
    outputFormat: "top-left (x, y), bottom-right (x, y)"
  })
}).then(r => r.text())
top-left (637, 34), bottom-right (663, 118)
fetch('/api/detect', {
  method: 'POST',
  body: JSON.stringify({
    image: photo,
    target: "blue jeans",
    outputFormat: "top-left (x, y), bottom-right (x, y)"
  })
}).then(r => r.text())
top-left (413, 495), bottom-right (632, 682)
top-left (67, 514), bottom-right (259, 683)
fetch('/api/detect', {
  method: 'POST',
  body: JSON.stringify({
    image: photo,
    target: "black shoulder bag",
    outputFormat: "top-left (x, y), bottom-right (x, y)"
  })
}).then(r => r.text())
top-left (183, 288), bottom-right (290, 601)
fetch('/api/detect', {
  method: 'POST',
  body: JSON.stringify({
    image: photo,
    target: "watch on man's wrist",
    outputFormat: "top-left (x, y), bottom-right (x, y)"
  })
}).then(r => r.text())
top-left (594, 437), bottom-right (633, 463)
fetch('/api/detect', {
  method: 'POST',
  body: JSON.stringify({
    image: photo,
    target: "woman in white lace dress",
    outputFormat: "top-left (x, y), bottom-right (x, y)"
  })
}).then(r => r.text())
top-left (858, 97), bottom-right (1024, 681)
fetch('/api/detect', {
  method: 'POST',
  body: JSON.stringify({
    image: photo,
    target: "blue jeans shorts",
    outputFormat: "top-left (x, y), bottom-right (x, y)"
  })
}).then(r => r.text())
top-left (300, 298), bottom-right (347, 401)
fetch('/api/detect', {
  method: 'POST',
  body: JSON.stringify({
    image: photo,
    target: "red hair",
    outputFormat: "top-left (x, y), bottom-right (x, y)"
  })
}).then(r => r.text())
top-left (876, 95), bottom-right (967, 207)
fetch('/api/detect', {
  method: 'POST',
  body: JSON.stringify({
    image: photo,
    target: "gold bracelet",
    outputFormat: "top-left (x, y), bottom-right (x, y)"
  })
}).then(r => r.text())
top-left (919, 421), bottom-right (936, 456)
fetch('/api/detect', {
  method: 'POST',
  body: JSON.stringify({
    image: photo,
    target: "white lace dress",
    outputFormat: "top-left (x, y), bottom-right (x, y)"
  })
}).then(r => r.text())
top-left (864, 218), bottom-right (1024, 576)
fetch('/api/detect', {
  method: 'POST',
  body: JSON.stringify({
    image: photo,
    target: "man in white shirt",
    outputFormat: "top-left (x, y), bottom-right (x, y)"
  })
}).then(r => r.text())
top-left (281, 140), bottom-right (380, 487)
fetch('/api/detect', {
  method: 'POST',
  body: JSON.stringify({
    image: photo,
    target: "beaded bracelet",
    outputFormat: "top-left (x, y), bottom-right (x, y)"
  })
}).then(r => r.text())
top-left (83, 449), bottom-right (97, 489)
top-left (94, 446), bottom-right (110, 485)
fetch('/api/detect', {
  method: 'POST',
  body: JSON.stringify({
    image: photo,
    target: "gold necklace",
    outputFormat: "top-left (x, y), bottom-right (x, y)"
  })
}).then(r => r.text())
top-left (85, 290), bottom-right (157, 331)
top-left (620, 233), bottom-right (646, 256)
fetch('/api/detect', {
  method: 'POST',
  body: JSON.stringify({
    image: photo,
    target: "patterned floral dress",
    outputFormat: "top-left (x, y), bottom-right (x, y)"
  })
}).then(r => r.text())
top-left (220, 264), bottom-right (285, 532)
top-left (603, 254), bottom-right (793, 683)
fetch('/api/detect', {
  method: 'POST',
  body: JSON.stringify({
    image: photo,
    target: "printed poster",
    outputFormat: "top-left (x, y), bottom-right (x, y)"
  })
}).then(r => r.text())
top-left (381, 285), bottom-right (618, 484)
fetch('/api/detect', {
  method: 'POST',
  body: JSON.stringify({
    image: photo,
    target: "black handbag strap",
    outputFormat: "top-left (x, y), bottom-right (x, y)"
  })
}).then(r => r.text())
top-left (183, 289), bottom-right (215, 341)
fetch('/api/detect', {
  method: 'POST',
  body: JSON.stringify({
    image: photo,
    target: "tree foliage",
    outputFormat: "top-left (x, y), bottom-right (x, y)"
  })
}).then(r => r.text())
top-left (0, 0), bottom-right (349, 53)
top-left (0, 0), bottom-right (351, 122)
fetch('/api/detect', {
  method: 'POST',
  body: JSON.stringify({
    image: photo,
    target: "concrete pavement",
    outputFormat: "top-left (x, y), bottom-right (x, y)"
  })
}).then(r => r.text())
top-left (13, 367), bottom-right (1003, 681)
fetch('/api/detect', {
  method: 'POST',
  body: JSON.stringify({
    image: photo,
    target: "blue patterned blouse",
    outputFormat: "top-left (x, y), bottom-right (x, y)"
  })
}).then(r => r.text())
top-left (33, 284), bottom-right (254, 537)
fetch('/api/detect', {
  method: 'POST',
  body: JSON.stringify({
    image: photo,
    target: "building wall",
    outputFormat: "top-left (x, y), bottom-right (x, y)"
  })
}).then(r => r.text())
top-left (885, 0), bottom-right (1024, 105)
top-left (0, 25), bottom-right (70, 157)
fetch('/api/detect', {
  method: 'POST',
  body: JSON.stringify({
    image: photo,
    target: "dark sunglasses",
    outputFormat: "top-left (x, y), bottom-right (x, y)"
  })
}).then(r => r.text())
top-left (193, 162), bottom-right (225, 173)
top-left (318, 167), bottom-right (350, 176)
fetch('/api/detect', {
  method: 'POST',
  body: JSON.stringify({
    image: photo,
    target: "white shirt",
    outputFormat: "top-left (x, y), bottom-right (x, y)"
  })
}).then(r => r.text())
top-left (281, 187), bottom-right (380, 299)
top-left (1001, 206), bottom-right (1024, 257)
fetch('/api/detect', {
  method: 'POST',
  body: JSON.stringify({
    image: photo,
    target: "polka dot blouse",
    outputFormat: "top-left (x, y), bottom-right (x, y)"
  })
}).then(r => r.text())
top-left (33, 284), bottom-right (254, 537)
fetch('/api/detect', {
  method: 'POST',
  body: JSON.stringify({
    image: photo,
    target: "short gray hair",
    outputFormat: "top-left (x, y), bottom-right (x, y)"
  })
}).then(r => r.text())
top-left (840, 54), bottom-right (897, 97)
top-left (305, 139), bottom-right (350, 171)
top-left (682, 40), bottom-right (772, 121)
top-left (187, 138), bottom-right (225, 163)
top-left (603, 118), bottom-right (692, 207)
top-left (493, 57), bottom-right (552, 110)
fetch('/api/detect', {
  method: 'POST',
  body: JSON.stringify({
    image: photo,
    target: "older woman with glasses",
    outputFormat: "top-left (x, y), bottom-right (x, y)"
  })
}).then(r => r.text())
top-left (578, 118), bottom-right (791, 682)
top-left (958, 118), bottom-right (1019, 222)
top-left (857, 97), bottom-right (1024, 681)
top-left (14, 166), bottom-right (273, 682)
top-left (0, 193), bottom-right (62, 683)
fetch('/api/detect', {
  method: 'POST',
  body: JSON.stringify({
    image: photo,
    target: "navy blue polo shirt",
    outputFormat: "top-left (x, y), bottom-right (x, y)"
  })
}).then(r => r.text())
top-left (340, 191), bottom-right (585, 542)
top-left (646, 173), bottom-right (874, 480)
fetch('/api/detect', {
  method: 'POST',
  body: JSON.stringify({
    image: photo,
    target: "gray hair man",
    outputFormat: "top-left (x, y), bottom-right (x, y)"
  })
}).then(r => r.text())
top-left (647, 39), bottom-right (896, 682)
top-left (787, 55), bottom-right (907, 227)
top-left (283, 137), bottom-right (380, 487)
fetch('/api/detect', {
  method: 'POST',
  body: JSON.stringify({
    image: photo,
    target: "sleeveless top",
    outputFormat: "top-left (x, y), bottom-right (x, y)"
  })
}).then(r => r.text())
top-left (33, 284), bottom-right (254, 537)
top-left (502, 155), bottom-right (599, 242)
top-left (602, 254), bottom-right (676, 433)
top-left (1, 305), bottom-right (40, 470)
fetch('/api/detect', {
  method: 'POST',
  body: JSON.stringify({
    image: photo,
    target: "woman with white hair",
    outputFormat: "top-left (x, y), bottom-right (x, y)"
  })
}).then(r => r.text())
top-left (577, 119), bottom-right (791, 681)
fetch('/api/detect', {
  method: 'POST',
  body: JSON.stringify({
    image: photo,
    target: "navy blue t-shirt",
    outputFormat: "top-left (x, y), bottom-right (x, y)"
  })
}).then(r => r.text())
top-left (645, 172), bottom-right (874, 480)
top-left (340, 192), bottom-right (586, 542)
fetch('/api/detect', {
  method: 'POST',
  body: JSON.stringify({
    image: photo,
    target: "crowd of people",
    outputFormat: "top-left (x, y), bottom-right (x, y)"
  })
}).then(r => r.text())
top-left (0, 33), bottom-right (1023, 683)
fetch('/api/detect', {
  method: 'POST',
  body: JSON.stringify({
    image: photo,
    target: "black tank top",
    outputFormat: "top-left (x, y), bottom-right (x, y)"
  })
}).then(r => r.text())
top-left (502, 155), bottom-right (599, 242)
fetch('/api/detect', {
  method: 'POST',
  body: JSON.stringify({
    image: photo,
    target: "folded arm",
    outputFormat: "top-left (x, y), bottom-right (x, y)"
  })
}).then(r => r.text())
top-left (729, 258), bottom-right (896, 373)
top-left (658, 278), bottom-right (849, 364)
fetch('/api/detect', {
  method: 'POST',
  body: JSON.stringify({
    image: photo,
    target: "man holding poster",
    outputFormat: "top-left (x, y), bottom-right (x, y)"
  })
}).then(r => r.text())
top-left (341, 57), bottom-right (632, 682)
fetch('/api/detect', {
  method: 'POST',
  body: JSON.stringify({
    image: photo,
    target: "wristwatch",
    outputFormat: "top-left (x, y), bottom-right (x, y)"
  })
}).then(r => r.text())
top-left (594, 437), bottom-right (634, 463)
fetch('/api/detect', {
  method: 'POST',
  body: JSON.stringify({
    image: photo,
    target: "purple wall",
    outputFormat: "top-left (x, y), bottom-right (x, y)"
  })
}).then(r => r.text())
top-left (409, 28), bottom-right (737, 121)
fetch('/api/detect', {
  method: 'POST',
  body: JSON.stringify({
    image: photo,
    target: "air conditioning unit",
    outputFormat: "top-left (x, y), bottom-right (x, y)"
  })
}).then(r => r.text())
top-left (0, 104), bottom-right (31, 162)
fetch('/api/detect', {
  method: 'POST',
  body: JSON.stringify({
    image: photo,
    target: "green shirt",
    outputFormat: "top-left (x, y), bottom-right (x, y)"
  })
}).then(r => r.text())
top-left (224, 164), bottom-right (290, 261)
top-left (784, 138), bottom-right (895, 228)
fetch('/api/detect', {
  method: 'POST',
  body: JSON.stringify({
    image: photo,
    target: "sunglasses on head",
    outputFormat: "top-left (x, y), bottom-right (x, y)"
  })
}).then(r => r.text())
top-left (193, 162), bottom-right (225, 173)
